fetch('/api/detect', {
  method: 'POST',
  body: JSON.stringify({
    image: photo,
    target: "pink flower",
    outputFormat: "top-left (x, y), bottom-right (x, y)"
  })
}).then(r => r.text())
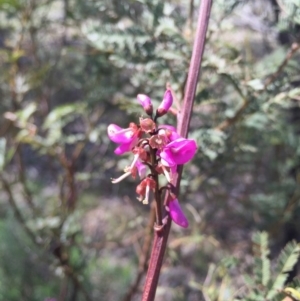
top-left (136, 177), bottom-right (156, 204)
top-left (158, 125), bottom-right (181, 141)
top-left (136, 160), bottom-right (147, 179)
top-left (156, 89), bottom-right (173, 117)
top-left (137, 94), bottom-right (153, 115)
top-left (168, 198), bottom-right (188, 228)
top-left (111, 147), bottom-right (148, 184)
top-left (160, 138), bottom-right (197, 168)
top-left (111, 158), bottom-right (146, 184)
top-left (107, 123), bottom-right (140, 155)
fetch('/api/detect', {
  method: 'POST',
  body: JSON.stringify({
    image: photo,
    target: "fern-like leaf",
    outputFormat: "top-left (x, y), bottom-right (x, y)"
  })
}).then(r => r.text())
top-left (252, 231), bottom-right (271, 287)
top-left (266, 241), bottom-right (300, 300)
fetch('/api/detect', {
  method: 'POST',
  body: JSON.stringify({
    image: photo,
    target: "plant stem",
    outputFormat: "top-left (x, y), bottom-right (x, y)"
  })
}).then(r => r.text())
top-left (141, 1), bottom-right (213, 300)
top-left (150, 148), bottom-right (163, 226)
top-left (177, 0), bottom-right (212, 137)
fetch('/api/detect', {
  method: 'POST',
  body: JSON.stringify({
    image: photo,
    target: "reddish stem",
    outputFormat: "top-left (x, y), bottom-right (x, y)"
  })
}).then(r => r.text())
top-left (141, 1), bottom-right (213, 300)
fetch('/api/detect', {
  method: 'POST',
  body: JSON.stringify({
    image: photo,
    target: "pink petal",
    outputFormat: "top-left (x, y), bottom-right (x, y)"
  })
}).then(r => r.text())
top-left (169, 199), bottom-right (188, 228)
top-left (113, 136), bottom-right (139, 155)
top-left (114, 142), bottom-right (132, 155)
top-left (164, 138), bottom-right (197, 165)
top-left (158, 125), bottom-right (181, 141)
top-left (160, 149), bottom-right (176, 167)
top-left (158, 124), bottom-right (177, 132)
top-left (158, 89), bottom-right (173, 111)
top-left (107, 124), bottom-right (134, 144)
top-left (136, 160), bottom-right (147, 178)
top-left (137, 94), bottom-right (152, 108)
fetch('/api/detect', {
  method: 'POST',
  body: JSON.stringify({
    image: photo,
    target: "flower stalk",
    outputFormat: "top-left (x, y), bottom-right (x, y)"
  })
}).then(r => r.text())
top-left (141, 0), bottom-right (213, 300)
top-left (149, 147), bottom-right (163, 227)
top-left (107, 1), bottom-right (212, 300)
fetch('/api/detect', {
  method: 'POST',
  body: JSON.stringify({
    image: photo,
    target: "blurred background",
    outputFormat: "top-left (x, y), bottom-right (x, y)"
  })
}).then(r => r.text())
top-left (1, 0), bottom-right (300, 300)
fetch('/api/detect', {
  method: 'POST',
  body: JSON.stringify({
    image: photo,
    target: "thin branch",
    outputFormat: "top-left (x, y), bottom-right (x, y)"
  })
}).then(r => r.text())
top-left (57, 255), bottom-right (93, 301)
top-left (58, 151), bottom-right (77, 211)
top-left (214, 98), bottom-right (249, 132)
top-left (215, 42), bottom-right (300, 132)
top-left (141, 1), bottom-right (213, 300)
top-left (58, 275), bottom-right (69, 301)
top-left (122, 204), bottom-right (155, 301)
top-left (263, 42), bottom-right (300, 89)
top-left (1, 176), bottom-right (40, 245)
top-left (16, 145), bottom-right (36, 210)
top-left (187, 0), bottom-right (195, 35)
top-left (1, 171), bottom-right (91, 301)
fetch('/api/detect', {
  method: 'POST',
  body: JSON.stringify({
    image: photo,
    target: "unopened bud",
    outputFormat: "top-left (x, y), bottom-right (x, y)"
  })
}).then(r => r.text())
top-left (156, 89), bottom-right (173, 117)
top-left (137, 94), bottom-right (153, 116)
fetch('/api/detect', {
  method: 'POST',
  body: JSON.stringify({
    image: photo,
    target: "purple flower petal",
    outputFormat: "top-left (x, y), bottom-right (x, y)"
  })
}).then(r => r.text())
top-left (169, 198), bottom-right (188, 228)
top-left (137, 94), bottom-right (152, 108)
top-left (160, 149), bottom-right (176, 167)
top-left (159, 89), bottom-right (173, 111)
top-left (107, 124), bottom-right (134, 144)
top-left (137, 94), bottom-right (153, 115)
top-left (156, 89), bottom-right (173, 116)
top-left (114, 142), bottom-right (132, 155)
top-left (158, 124), bottom-right (177, 132)
top-left (158, 125), bottom-right (181, 141)
top-left (136, 160), bottom-right (147, 178)
top-left (160, 138), bottom-right (197, 166)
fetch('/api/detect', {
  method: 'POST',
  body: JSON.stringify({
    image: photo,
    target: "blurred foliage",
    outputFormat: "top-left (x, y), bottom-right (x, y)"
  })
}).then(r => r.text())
top-left (1, 0), bottom-right (300, 300)
top-left (189, 232), bottom-right (300, 301)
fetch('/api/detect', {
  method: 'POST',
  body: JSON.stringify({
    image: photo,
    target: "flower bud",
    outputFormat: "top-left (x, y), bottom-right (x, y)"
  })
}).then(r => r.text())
top-left (156, 89), bottom-right (173, 117)
top-left (137, 94), bottom-right (153, 116)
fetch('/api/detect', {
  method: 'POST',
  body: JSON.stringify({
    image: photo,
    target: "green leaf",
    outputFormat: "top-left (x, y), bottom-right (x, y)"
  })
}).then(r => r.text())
top-left (252, 232), bottom-right (271, 287)
top-left (247, 79), bottom-right (264, 91)
top-left (154, 17), bottom-right (179, 37)
top-left (156, 50), bottom-right (184, 61)
top-left (266, 241), bottom-right (300, 300)
top-left (243, 113), bottom-right (269, 130)
top-left (0, 0), bottom-right (21, 11)
top-left (193, 129), bottom-right (227, 160)
top-left (43, 104), bottom-right (84, 130)
top-left (16, 102), bottom-right (37, 125)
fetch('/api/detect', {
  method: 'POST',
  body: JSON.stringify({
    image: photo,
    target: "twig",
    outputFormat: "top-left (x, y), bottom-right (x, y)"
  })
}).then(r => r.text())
top-left (122, 204), bottom-right (155, 301)
top-left (58, 150), bottom-right (77, 211)
top-left (263, 42), bottom-right (300, 89)
top-left (1, 175), bottom-right (41, 244)
top-left (141, 1), bottom-right (213, 300)
top-left (58, 275), bottom-right (69, 301)
top-left (57, 254), bottom-right (93, 301)
top-left (187, 0), bottom-right (195, 35)
top-left (214, 98), bottom-right (249, 132)
top-left (1, 175), bottom-right (92, 300)
top-left (16, 145), bottom-right (36, 210)
top-left (215, 42), bottom-right (300, 131)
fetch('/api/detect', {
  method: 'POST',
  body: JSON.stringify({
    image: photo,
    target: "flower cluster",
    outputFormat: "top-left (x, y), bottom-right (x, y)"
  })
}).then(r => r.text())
top-left (107, 89), bottom-right (197, 228)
